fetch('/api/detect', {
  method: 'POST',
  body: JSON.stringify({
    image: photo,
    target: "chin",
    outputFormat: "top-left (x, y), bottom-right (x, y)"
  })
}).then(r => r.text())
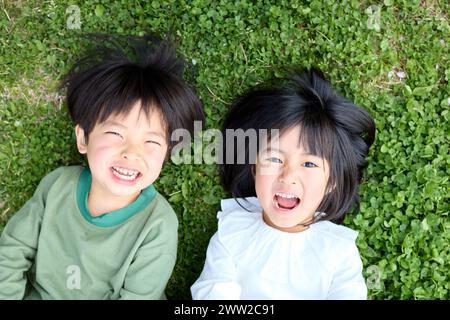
top-left (110, 187), bottom-right (141, 197)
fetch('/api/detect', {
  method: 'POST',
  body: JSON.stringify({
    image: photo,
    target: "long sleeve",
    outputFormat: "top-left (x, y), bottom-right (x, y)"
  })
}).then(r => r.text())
top-left (326, 242), bottom-right (367, 300)
top-left (0, 184), bottom-right (47, 299)
top-left (119, 213), bottom-right (178, 300)
top-left (191, 232), bottom-right (241, 300)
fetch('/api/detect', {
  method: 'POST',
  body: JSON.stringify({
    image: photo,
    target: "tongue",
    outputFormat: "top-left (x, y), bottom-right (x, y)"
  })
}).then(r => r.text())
top-left (276, 196), bottom-right (298, 209)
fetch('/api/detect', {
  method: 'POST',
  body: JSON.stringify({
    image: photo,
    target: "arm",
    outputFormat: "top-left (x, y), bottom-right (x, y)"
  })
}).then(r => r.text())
top-left (327, 243), bottom-right (367, 300)
top-left (0, 187), bottom-right (46, 299)
top-left (191, 232), bottom-right (241, 300)
top-left (119, 216), bottom-right (178, 300)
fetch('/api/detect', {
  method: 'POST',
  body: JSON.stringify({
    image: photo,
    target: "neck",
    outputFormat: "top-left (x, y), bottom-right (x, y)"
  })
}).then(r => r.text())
top-left (262, 213), bottom-right (312, 233)
top-left (87, 183), bottom-right (140, 217)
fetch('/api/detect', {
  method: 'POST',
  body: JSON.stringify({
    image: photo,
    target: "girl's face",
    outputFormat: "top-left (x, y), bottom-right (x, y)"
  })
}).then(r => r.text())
top-left (76, 101), bottom-right (168, 209)
top-left (254, 125), bottom-right (330, 233)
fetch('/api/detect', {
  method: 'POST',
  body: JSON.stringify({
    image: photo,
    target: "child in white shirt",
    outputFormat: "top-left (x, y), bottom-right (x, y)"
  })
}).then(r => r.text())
top-left (191, 69), bottom-right (375, 299)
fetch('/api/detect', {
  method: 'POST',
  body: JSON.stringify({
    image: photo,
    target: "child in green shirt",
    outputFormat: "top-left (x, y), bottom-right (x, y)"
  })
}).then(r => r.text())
top-left (0, 34), bottom-right (204, 299)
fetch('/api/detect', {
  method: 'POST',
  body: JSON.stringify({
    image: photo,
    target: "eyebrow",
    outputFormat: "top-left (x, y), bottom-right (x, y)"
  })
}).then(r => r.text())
top-left (101, 121), bottom-right (166, 138)
top-left (263, 146), bottom-right (316, 156)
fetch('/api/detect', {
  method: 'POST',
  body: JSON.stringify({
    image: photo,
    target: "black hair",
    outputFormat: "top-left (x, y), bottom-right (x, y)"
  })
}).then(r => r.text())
top-left (61, 33), bottom-right (204, 153)
top-left (221, 68), bottom-right (375, 224)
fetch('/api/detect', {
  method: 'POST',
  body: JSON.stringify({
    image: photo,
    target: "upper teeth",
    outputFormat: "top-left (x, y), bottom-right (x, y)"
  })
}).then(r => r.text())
top-left (113, 166), bottom-right (139, 177)
top-left (276, 192), bottom-right (298, 199)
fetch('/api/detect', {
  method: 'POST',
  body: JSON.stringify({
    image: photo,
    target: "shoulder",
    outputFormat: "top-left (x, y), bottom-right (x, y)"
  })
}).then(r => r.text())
top-left (151, 191), bottom-right (178, 224)
top-left (219, 197), bottom-right (261, 215)
top-left (34, 166), bottom-right (83, 197)
top-left (308, 220), bottom-right (361, 265)
top-left (139, 190), bottom-right (179, 237)
top-left (128, 191), bottom-right (179, 256)
top-left (215, 197), bottom-right (264, 249)
top-left (310, 220), bottom-right (359, 243)
top-left (40, 165), bottom-right (82, 185)
top-left (217, 197), bottom-right (261, 232)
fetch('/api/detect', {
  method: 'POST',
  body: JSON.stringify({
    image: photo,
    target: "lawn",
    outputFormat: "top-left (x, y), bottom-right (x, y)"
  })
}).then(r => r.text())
top-left (0, 0), bottom-right (449, 299)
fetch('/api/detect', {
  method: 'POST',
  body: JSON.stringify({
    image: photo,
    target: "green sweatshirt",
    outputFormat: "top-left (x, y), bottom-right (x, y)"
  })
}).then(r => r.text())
top-left (0, 166), bottom-right (178, 299)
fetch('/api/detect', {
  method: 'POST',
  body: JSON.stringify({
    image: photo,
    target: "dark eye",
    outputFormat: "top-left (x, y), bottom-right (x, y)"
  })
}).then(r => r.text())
top-left (303, 161), bottom-right (317, 168)
top-left (266, 157), bottom-right (282, 164)
top-left (146, 140), bottom-right (162, 146)
top-left (106, 131), bottom-right (123, 138)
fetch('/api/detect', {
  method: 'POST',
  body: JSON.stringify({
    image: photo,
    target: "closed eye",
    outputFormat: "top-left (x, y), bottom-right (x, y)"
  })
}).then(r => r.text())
top-left (146, 140), bottom-right (162, 146)
top-left (303, 161), bottom-right (317, 168)
top-left (106, 131), bottom-right (123, 138)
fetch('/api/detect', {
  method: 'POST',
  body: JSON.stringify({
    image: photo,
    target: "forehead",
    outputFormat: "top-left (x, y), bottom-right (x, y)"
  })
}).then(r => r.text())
top-left (263, 126), bottom-right (308, 151)
top-left (101, 101), bottom-right (167, 132)
top-left (262, 125), bottom-right (334, 165)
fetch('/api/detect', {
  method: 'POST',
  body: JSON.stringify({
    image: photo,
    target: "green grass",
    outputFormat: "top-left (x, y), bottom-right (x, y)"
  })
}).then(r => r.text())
top-left (0, 0), bottom-right (449, 299)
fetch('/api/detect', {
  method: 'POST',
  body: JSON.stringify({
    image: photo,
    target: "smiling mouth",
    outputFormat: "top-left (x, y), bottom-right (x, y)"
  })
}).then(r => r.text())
top-left (111, 166), bottom-right (142, 181)
top-left (274, 192), bottom-right (300, 210)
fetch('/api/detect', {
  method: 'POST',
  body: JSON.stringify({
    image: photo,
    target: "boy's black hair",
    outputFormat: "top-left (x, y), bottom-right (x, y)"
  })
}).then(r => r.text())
top-left (61, 34), bottom-right (204, 152)
top-left (221, 68), bottom-right (376, 224)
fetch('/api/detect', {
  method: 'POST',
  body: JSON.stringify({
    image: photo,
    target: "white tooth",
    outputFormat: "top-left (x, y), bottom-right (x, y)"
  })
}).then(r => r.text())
top-left (276, 192), bottom-right (298, 199)
top-left (113, 170), bottom-right (137, 180)
top-left (112, 167), bottom-right (139, 180)
top-left (114, 167), bottom-right (138, 176)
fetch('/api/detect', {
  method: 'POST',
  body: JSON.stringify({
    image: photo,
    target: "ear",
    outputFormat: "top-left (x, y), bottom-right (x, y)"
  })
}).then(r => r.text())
top-left (75, 125), bottom-right (88, 154)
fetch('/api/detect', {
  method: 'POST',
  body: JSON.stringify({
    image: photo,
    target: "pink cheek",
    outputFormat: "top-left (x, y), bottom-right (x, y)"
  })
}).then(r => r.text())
top-left (86, 145), bottom-right (115, 168)
top-left (150, 158), bottom-right (165, 173)
top-left (254, 176), bottom-right (273, 201)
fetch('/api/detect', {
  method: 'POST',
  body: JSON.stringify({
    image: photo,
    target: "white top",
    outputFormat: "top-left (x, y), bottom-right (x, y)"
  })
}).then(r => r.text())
top-left (191, 197), bottom-right (367, 300)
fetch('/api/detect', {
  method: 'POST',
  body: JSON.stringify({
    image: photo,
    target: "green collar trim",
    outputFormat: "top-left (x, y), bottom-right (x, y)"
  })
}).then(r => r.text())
top-left (76, 167), bottom-right (156, 228)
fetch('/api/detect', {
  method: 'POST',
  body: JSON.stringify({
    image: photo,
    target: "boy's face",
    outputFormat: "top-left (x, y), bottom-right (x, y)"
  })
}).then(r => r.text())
top-left (254, 125), bottom-right (330, 233)
top-left (76, 101), bottom-right (168, 204)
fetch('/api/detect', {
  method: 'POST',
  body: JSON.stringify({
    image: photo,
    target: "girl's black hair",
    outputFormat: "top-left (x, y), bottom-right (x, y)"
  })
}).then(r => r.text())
top-left (61, 33), bottom-right (204, 152)
top-left (221, 68), bottom-right (375, 224)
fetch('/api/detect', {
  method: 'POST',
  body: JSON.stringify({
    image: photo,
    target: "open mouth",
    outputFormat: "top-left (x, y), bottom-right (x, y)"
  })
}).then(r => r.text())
top-left (274, 192), bottom-right (300, 210)
top-left (111, 166), bottom-right (142, 181)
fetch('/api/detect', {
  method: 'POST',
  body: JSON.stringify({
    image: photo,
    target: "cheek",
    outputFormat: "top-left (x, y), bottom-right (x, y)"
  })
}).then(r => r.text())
top-left (145, 150), bottom-right (167, 173)
top-left (86, 144), bottom-right (115, 168)
top-left (254, 172), bottom-right (275, 202)
top-left (304, 175), bottom-right (328, 203)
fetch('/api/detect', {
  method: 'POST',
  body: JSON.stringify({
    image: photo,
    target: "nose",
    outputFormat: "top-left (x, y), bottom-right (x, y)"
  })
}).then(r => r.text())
top-left (121, 142), bottom-right (142, 161)
top-left (278, 164), bottom-right (298, 185)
